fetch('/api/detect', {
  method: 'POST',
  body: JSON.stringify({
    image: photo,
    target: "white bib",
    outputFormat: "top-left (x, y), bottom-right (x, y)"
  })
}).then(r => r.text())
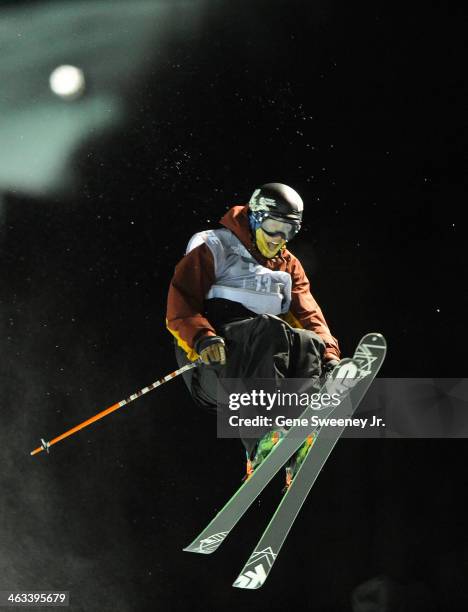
top-left (186, 229), bottom-right (292, 315)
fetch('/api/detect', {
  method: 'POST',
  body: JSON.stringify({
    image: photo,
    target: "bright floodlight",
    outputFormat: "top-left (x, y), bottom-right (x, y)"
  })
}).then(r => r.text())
top-left (49, 65), bottom-right (85, 100)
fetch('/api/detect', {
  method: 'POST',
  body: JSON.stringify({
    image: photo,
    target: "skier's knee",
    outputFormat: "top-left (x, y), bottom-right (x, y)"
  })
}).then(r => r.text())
top-left (260, 314), bottom-right (288, 332)
top-left (293, 328), bottom-right (326, 358)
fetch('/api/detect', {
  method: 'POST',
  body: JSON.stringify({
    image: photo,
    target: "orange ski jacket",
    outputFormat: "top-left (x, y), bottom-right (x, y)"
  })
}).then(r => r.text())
top-left (166, 205), bottom-right (340, 362)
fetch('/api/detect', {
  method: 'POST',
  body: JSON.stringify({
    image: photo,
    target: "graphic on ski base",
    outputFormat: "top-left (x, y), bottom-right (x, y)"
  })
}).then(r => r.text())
top-left (184, 333), bottom-right (387, 589)
top-left (233, 548), bottom-right (276, 589)
top-left (198, 532), bottom-right (229, 554)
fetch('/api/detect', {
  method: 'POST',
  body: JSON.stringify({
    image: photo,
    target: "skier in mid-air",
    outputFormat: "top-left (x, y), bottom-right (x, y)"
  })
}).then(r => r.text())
top-left (166, 183), bottom-right (340, 486)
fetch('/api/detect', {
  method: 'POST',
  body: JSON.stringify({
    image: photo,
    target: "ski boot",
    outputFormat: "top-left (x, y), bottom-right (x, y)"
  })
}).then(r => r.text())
top-left (284, 432), bottom-right (317, 490)
top-left (244, 430), bottom-right (284, 481)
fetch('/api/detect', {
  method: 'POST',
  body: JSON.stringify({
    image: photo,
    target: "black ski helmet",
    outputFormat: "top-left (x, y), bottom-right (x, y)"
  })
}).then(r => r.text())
top-left (248, 183), bottom-right (303, 223)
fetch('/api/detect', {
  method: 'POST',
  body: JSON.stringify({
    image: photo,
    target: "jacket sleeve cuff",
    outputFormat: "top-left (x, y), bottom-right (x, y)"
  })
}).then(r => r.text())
top-left (195, 334), bottom-right (225, 354)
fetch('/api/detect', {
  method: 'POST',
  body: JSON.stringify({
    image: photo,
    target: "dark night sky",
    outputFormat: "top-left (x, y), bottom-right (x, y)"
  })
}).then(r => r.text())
top-left (0, 1), bottom-right (466, 611)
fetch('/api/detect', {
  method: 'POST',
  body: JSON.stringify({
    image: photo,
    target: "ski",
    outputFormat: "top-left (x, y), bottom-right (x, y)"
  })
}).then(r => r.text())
top-left (183, 333), bottom-right (377, 555)
top-left (232, 333), bottom-right (386, 588)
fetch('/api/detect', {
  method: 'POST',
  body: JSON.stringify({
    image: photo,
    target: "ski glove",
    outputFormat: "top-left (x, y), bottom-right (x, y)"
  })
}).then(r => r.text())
top-left (195, 335), bottom-right (227, 366)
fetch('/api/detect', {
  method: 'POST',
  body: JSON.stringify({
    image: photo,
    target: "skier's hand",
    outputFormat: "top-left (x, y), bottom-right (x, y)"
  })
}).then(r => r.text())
top-left (196, 336), bottom-right (227, 365)
top-left (322, 359), bottom-right (340, 377)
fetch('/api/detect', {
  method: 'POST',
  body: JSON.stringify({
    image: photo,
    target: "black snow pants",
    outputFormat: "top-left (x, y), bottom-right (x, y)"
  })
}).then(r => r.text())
top-left (175, 314), bottom-right (325, 456)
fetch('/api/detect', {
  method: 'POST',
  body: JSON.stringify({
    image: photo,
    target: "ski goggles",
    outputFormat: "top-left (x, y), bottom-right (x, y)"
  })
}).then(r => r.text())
top-left (260, 215), bottom-right (301, 241)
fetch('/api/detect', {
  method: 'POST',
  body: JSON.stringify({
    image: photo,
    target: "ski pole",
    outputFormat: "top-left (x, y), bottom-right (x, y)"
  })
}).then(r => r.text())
top-left (30, 360), bottom-right (202, 457)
